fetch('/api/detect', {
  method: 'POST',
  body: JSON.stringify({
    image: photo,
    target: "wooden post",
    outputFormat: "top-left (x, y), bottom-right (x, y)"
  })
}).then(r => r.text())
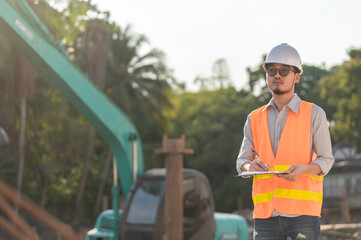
top-left (102, 196), bottom-right (108, 211)
top-left (237, 197), bottom-right (243, 213)
top-left (155, 135), bottom-right (193, 240)
top-left (340, 186), bottom-right (351, 223)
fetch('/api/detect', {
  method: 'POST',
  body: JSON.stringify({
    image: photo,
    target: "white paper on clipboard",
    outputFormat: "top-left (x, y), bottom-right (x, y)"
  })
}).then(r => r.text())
top-left (235, 171), bottom-right (288, 177)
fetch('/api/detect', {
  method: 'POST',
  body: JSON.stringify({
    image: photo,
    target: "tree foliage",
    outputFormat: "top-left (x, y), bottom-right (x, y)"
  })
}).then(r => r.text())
top-left (165, 88), bottom-right (259, 211)
top-left (296, 65), bottom-right (335, 119)
top-left (0, 0), bottom-right (174, 228)
top-left (104, 24), bottom-right (174, 137)
top-left (193, 58), bottom-right (232, 91)
top-left (320, 49), bottom-right (361, 150)
top-left (212, 58), bottom-right (231, 89)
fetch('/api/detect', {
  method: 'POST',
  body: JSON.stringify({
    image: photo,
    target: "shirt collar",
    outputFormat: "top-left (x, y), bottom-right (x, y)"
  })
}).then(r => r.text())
top-left (261, 94), bottom-right (301, 114)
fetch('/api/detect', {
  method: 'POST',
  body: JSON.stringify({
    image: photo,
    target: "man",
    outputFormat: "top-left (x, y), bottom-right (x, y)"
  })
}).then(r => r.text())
top-left (236, 43), bottom-right (334, 240)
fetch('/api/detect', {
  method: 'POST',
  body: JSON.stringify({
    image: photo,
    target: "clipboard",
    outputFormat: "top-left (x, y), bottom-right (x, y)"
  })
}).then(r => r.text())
top-left (235, 171), bottom-right (288, 177)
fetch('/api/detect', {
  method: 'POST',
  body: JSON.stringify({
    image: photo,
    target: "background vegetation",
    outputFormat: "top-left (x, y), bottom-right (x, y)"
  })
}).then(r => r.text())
top-left (0, 0), bottom-right (360, 232)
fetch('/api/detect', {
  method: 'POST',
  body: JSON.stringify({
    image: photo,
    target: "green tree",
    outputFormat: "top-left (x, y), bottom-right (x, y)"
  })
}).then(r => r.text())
top-left (212, 58), bottom-right (231, 89)
top-left (320, 49), bottom-right (361, 150)
top-left (0, 35), bottom-right (18, 192)
top-left (25, 0), bottom-right (104, 215)
top-left (72, 19), bottom-right (109, 225)
top-left (246, 54), bottom-right (267, 95)
top-left (295, 65), bottom-right (334, 120)
top-left (166, 88), bottom-right (259, 212)
top-left (105, 24), bottom-right (174, 138)
top-left (14, 51), bottom-right (37, 195)
top-left (193, 74), bottom-right (211, 91)
top-left (0, 36), bottom-right (16, 151)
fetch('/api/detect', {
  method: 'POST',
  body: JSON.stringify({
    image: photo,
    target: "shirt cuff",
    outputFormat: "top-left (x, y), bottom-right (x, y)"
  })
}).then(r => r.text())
top-left (312, 158), bottom-right (331, 176)
top-left (237, 159), bottom-right (252, 178)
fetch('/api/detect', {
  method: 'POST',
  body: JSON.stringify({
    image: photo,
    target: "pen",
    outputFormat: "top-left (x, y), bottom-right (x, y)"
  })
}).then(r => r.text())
top-left (252, 149), bottom-right (262, 162)
top-left (252, 150), bottom-right (269, 171)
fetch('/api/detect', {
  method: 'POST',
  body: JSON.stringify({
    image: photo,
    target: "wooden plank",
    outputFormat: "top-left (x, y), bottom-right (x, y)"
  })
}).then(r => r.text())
top-left (0, 180), bottom-right (82, 240)
top-left (0, 196), bottom-right (39, 240)
top-left (321, 223), bottom-right (361, 231)
top-left (322, 230), bottom-right (361, 239)
top-left (0, 216), bottom-right (31, 240)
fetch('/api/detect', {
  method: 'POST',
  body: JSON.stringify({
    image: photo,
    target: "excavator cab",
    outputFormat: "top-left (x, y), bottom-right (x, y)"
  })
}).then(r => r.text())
top-left (119, 168), bottom-right (216, 240)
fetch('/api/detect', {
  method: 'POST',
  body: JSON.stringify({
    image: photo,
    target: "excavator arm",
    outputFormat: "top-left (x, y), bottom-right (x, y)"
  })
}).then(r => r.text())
top-left (0, 0), bottom-right (144, 199)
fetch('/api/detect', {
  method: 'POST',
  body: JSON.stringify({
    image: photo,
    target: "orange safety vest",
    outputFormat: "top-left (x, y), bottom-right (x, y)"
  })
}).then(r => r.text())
top-left (250, 101), bottom-right (323, 219)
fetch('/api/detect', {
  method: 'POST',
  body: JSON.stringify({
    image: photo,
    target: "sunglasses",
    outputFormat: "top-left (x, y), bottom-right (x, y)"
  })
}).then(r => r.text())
top-left (266, 67), bottom-right (296, 77)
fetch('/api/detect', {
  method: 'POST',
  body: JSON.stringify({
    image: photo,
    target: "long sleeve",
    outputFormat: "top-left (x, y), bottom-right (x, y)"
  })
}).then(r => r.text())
top-left (236, 113), bottom-right (254, 174)
top-left (311, 105), bottom-right (334, 175)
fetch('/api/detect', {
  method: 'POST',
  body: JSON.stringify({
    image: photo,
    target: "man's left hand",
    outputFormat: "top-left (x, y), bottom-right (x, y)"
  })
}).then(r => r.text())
top-left (276, 163), bottom-right (322, 182)
top-left (275, 165), bottom-right (307, 182)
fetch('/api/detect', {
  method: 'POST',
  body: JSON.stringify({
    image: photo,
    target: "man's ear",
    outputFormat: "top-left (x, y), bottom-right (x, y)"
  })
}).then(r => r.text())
top-left (295, 73), bottom-right (300, 85)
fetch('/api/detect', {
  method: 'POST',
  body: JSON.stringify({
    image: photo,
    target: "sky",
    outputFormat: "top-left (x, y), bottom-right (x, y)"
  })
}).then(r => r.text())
top-left (92, 0), bottom-right (361, 91)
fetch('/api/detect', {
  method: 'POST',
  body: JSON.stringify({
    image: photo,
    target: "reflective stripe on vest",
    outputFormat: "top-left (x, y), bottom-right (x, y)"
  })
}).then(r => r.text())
top-left (253, 189), bottom-right (323, 204)
top-left (250, 101), bottom-right (323, 219)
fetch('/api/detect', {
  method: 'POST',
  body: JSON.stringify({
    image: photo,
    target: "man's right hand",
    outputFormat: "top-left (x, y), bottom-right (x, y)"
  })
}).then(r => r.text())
top-left (242, 160), bottom-right (269, 172)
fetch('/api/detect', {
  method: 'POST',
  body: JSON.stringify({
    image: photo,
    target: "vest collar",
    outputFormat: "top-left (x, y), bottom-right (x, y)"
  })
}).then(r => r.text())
top-left (261, 94), bottom-right (302, 115)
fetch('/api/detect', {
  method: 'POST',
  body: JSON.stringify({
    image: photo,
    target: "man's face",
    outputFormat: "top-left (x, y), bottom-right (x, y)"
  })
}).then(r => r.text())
top-left (266, 63), bottom-right (300, 95)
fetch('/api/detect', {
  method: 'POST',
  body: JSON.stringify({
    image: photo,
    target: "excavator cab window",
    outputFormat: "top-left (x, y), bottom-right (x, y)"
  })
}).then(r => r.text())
top-left (183, 175), bottom-right (214, 239)
top-left (0, 127), bottom-right (9, 146)
top-left (121, 170), bottom-right (218, 240)
top-left (199, 179), bottom-right (212, 222)
top-left (183, 178), bottom-right (197, 229)
top-left (126, 180), bottom-right (165, 225)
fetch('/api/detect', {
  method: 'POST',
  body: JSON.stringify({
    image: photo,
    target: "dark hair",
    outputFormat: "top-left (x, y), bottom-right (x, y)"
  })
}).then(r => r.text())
top-left (293, 66), bottom-right (301, 74)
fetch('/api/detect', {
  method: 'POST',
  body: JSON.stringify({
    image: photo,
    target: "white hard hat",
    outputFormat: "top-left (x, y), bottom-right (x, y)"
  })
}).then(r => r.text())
top-left (263, 43), bottom-right (303, 75)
